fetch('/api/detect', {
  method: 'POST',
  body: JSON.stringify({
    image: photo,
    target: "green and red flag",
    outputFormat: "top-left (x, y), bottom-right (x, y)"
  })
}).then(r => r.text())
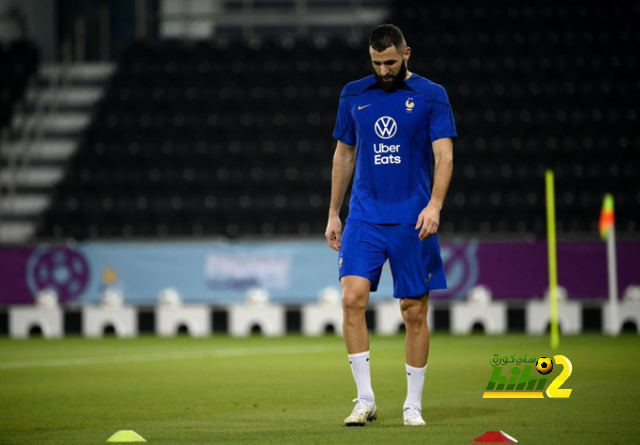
top-left (598, 194), bottom-right (615, 241)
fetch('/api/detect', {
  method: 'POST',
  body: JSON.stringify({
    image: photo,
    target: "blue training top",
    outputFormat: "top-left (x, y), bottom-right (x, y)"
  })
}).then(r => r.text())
top-left (333, 73), bottom-right (457, 224)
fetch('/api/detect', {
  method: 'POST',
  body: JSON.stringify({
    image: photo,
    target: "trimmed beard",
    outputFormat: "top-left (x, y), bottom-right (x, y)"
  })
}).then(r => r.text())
top-left (375, 59), bottom-right (408, 92)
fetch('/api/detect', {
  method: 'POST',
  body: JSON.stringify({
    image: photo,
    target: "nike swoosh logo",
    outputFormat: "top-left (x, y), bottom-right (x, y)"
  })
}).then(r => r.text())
top-left (358, 104), bottom-right (372, 110)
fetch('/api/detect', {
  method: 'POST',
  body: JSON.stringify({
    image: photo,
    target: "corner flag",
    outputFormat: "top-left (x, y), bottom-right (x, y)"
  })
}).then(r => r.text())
top-left (599, 194), bottom-right (615, 241)
top-left (599, 193), bottom-right (619, 336)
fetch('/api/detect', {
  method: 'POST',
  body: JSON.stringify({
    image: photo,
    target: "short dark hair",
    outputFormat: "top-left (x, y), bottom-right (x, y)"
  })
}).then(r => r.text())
top-left (369, 24), bottom-right (406, 52)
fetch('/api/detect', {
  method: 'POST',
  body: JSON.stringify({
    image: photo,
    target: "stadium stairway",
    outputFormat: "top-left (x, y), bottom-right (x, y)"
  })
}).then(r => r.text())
top-left (0, 63), bottom-right (114, 243)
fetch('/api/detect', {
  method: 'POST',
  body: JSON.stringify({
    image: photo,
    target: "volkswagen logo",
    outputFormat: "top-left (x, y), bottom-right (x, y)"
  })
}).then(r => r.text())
top-left (374, 116), bottom-right (397, 139)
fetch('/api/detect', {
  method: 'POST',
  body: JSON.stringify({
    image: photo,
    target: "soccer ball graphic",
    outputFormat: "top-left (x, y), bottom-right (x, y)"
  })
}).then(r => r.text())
top-left (535, 357), bottom-right (554, 375)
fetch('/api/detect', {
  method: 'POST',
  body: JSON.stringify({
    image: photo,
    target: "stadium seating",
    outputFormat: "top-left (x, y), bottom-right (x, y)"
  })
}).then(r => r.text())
top-left (36, 1), bottom-right (639, 239)
top-left (395, 0), bottom-right (640, 237)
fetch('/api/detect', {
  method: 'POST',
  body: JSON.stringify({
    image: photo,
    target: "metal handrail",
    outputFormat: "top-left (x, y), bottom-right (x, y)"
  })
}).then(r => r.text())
top-left (0, 73), bottom-right (42, 223)
top-left (0, 38), bottom-right (74, 228)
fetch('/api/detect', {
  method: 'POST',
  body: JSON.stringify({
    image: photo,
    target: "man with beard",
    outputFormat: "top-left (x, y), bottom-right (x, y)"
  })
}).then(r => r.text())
top-left (325, 24), bottom-right (457, 427)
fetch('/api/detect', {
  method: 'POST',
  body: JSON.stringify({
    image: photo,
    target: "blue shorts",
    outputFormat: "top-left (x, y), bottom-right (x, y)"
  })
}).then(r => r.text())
top-left (338, 219), bottom-right (447, 299)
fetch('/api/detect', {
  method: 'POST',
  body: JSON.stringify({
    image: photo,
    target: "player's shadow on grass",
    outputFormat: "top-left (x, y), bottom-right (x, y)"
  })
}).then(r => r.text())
top-left (428, 406), bottom-right (503, 422)
top-left (375, 407), bottom-right (503, 429)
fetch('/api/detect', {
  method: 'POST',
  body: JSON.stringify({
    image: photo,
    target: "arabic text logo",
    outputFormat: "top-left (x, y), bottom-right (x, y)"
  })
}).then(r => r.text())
top-left (483, 354), bottom-right (573, 399)
top-left (374, 116), bottom-right (397, 139)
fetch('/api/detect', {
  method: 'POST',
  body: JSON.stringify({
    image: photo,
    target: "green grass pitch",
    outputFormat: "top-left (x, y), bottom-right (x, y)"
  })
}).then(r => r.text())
top-left (1, 333), bottom-right (639, 445)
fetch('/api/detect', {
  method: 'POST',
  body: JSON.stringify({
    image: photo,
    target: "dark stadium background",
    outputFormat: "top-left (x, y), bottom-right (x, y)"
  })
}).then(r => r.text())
top-left (0, 0), bottom-right (639, 336)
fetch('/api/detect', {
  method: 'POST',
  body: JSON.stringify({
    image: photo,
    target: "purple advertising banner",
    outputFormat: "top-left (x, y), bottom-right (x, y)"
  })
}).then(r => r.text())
top-left (0, 240), bottom-right (639, 305)
top-left (466, 241), bottom-right (640, 300)
top-left (0, 247), bottom-right (33, 304)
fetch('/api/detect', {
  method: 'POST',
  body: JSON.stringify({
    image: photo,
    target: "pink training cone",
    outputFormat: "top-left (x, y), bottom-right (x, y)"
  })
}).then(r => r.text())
top-left (472, 430), bottom-right (518, 443)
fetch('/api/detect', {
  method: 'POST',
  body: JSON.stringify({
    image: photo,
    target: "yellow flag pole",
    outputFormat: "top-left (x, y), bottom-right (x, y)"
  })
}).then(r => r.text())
top-left (545, 170), bottom-right (559, 349)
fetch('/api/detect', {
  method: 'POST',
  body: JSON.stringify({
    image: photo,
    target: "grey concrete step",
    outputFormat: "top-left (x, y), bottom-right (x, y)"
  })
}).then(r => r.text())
top-left (0, 140), bottom-right (76, 160)
top-left (0, 194), bottom-right (49, 214)
top-left (11, 112), bottom-right (90, 133)
top-left (0, 222), bottom-right (36, 243)
top-left (0, 167), bottom-right (64, 188)
top-left (41, 63), bottom-right (115, 80)
top-left (26, 86), bottom-right (104, 107)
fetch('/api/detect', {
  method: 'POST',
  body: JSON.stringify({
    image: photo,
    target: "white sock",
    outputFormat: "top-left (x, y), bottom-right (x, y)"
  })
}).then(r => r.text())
top-left (404, 364), bottom-right (427, 410)
top-left (348, 351), bottom-right (374, 403)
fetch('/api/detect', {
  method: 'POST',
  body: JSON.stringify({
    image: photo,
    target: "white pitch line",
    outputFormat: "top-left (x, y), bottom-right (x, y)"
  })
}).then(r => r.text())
top-left (0, 344), bottom-right (347, 371)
